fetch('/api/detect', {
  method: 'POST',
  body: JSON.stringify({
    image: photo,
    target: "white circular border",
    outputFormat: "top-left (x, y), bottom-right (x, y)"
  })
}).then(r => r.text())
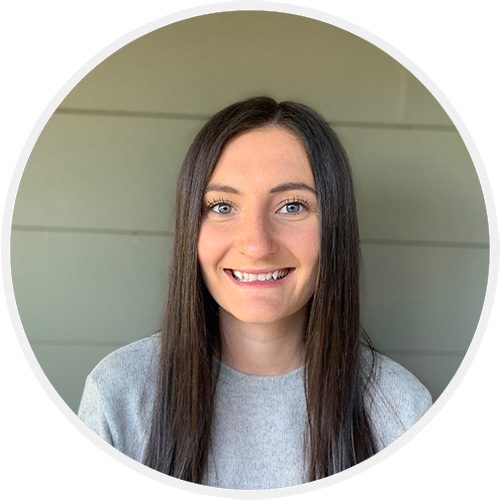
top-left (2, 1), bottom-right (497, 498)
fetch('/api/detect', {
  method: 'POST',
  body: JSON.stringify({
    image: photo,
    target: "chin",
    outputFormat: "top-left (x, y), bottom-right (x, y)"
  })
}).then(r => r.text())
top-left (219, 303), bottom-right (280, 324)
top-left (227, 304), bottom-right (306, 327)
top-left (231, 312), bottom-right (283, 325)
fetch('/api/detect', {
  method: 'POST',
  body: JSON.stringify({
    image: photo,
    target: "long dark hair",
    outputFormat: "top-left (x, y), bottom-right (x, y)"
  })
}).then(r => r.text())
top-left (144, 96), bottom-right (377, 482)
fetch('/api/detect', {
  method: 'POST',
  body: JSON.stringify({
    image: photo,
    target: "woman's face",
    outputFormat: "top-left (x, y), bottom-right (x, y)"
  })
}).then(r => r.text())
top-left (197, 126), bottom-right (320, 327)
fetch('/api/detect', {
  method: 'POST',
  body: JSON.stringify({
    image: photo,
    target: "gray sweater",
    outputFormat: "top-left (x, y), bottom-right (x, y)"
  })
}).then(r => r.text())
top-left (78, 334), bottom-right (432, 489)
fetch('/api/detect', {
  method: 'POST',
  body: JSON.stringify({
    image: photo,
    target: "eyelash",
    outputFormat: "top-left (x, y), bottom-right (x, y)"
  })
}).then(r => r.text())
top-left (204, 197), bottom-right (312, 215)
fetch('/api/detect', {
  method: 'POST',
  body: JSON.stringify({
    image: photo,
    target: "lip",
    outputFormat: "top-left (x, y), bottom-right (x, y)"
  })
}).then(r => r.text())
top-left (223, 267), bottom-right (294, 287)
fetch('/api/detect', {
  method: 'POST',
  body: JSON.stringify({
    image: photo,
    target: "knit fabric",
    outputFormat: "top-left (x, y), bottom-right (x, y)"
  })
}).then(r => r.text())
top-left (78, 334), bottom-right (432, 489)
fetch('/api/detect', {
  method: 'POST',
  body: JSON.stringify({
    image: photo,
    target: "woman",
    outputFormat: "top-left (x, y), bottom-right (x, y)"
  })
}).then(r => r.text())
top-left (78, 97), bottom-right (432, 489)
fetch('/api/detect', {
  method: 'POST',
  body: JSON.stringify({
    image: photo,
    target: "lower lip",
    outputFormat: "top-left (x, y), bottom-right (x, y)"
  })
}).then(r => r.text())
top-left (224, 269), bottom-right (293, 287)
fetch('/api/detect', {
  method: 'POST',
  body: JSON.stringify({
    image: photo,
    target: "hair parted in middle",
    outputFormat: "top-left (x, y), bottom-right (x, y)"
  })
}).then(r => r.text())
top-left (144, 96), bottom-right (378, 483)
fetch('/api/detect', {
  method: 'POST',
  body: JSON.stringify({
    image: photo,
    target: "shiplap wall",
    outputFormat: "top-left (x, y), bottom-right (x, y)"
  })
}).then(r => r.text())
top-left (10, 12), bottom-right (488, 412)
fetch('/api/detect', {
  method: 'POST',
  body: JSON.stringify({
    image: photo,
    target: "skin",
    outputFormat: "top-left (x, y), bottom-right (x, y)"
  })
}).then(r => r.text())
top-left (197, 126), bottom-right (320, 375)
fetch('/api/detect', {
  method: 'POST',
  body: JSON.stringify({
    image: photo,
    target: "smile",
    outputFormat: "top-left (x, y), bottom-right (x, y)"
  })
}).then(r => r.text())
top-left (225, 268), bottom-right (291, 283)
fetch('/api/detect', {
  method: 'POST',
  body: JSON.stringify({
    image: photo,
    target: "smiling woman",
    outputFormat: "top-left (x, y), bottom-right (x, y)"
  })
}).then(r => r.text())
top-left (77, 97), bottom-right (432, 489)
top-left (198, 127), bottom-right (320, 370)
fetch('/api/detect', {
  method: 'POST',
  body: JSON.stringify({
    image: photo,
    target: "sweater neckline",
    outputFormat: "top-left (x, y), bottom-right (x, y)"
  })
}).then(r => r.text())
top-left (213, 357), bottom-right (305, 392)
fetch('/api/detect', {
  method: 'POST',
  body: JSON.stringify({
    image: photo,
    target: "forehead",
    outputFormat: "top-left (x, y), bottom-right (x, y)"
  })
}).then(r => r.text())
top-left (209, 127), bottom-right (314, 186)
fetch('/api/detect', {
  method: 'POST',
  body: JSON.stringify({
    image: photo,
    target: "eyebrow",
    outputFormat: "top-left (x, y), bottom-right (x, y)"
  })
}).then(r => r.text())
top-left (204, 182), bottom-right (317, 195)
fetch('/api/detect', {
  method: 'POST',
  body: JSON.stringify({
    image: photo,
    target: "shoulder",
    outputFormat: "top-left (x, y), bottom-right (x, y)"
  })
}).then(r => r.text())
top-left (88, 333), bottom-right (161, 393)
top-left (362, 348), bottom-right (433, 449)
top-left (78, 333), bottom-right (161, 460)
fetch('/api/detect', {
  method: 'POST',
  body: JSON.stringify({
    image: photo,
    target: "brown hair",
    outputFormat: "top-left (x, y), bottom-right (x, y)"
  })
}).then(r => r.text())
top-left (144, 96), bottom-right (377, 482)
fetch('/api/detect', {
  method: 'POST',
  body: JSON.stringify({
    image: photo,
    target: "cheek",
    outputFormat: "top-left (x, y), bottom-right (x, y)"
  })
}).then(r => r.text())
top-left (282, 220), bottom-right (320, 264)
top-left (197, 225), bottom-right (211, 272)
top-left (294, 223), bottom-right (320, 288)
top-left (197, 222), bottom-right (228, 272)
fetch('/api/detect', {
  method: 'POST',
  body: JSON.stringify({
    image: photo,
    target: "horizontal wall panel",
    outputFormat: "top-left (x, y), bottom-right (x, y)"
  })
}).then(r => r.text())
top-left (381, 351), bottom-right (465, 401)
top-left (13, 113), bottom-right (204, 231)
top-left (30, 342), bottom-right (126, 413)
top-left (338, 126), bottom-right (488, 244)
top-left (15, 114), bottom-right (487, 245)
top-left (360, 244), bottom-right (488, 352)
top-left (12, 231), bottom-right (487, 355)
top-left (61, 11), bottom-right (409, 125)
top-left (11, 231), bottom-right (171, 344)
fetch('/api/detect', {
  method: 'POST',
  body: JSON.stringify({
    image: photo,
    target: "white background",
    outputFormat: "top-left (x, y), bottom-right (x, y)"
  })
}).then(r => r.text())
top-left (1, 1), bottom-right (498, 498)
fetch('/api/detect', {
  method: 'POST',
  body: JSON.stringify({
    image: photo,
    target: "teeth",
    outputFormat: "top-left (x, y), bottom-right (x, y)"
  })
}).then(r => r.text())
top-left (231, 269), bottom-right (289, 282)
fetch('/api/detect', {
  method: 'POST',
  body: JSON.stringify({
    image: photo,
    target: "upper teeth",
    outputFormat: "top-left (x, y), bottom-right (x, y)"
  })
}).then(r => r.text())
top-left (232, 269), bottom-right (289, 282)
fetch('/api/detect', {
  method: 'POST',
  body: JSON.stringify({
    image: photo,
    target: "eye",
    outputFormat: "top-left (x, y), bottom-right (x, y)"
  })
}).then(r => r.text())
top-left (208, 202), bottom-right (233, 215)
top-left (278, 199), bottom-right (310, 215)
top-left (281, 203), bottom-right (302, 214)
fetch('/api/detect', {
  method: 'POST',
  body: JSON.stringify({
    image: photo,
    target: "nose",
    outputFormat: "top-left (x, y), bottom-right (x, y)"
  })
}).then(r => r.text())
top-left (235, 211), bottom-right (279, 259)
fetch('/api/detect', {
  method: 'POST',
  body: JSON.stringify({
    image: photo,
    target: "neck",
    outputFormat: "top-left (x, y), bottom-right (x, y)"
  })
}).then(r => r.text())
top-left (217, 308), bottom-right (307, 376)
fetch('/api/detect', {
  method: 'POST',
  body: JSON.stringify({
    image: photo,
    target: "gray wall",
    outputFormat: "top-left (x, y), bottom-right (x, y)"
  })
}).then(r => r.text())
top-left (10, 12), bottom-right (488, 412)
